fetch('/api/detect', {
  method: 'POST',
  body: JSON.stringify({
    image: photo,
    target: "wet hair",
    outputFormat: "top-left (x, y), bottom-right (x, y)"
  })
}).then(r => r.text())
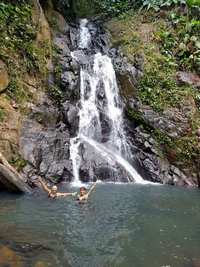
top-left (80, 186), bottom-right (87, 191)
top-left (51, 185), bottom-right (58, 191)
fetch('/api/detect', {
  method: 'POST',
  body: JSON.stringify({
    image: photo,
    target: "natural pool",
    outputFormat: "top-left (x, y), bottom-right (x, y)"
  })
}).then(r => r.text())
top-left (0, 184), bottom-right (200, 267)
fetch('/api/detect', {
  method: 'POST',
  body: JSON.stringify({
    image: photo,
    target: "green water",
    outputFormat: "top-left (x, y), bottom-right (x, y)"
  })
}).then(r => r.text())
top-left (0, 184), bottom-right (200, 267)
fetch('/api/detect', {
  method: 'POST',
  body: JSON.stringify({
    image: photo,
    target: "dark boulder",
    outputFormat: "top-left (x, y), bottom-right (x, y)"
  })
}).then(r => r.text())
top-left (62, 101), bottom-right (79, 136)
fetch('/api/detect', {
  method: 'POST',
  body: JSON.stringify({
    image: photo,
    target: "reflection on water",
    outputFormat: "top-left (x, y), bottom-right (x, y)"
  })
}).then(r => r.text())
top-left (0, 184), bottom-right (200, 267)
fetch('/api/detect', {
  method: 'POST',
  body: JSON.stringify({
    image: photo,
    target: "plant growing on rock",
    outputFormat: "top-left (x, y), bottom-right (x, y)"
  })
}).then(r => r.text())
top-left (0, 108), bottom-right (6, 123)
top-left (142, 0), bottom-right (186, 11)
top-left (156, 11), bottom-right (200, 73)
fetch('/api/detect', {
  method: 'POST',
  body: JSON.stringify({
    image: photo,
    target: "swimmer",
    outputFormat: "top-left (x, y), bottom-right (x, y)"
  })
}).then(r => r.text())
top-left (38, 177), bottom-right (77, 199)
top-left (77, 181), bottom-right (97, 203)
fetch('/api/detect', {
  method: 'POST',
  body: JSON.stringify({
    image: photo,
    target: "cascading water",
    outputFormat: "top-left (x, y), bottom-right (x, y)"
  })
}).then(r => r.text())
top-left (70, 19), bottom-right (146, 185)
top-left (78, 19), bottom-right (91, 49)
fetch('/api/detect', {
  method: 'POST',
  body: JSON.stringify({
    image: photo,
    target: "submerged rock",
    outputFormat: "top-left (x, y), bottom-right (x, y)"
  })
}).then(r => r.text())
top-left (0, 245), bottom-right (22, 267)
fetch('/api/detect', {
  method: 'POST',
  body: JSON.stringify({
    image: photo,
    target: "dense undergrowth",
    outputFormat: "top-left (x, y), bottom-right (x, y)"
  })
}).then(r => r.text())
top-left (0, 0), bottom-right (50, 104)
top-left (95, 0), bottom-right (200, 15)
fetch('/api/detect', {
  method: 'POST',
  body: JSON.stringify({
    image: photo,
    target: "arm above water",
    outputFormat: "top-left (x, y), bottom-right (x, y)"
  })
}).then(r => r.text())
top-left (38, 177), bottom-right (51, 194)
top-left (56, 192), bottom-right (77, 197)
top-left (84, 181), bottom-right (97, 200)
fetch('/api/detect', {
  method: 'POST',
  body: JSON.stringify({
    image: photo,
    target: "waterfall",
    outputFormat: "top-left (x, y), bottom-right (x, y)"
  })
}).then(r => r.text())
top-left (70, 19), bottom-right (146, 184)
top-left (78, 19), bottom-right (91, 49)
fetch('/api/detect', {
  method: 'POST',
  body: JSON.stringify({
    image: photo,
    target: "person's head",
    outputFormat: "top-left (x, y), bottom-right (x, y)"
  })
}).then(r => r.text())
top-left (51, 185), bottom-right (58, 194)
top-left (79, 186), bottom-right (87, 196)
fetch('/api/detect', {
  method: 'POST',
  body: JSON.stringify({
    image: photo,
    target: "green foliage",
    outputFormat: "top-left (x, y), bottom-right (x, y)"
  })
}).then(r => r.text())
top-left (54, 64), bottom-right (62, 80)
top-left (48, 84), bottom-right (63, 103)
top-left (93, 0), bottom-right (143, 16)
top-left (0, 108), bottom-right (6, 122)
top-left (0, 2), bottom-right (36, 52)
top-left (93, 0), bottom-right (200, 16)
top-left (175, 135), bottom-right (199, 161)
top-left (9, 155), bottom-right (27, 172)
top-left (156, 10), bottom-right (200, 73)
top-left (0, 2), bottom-right (51, 104)
top-left (95, 0), bottom-right (131, 15)
top-left (154, 128), bottom-right (199, 163)
top-left (186, 0), bottom-right (200, 7)
top-left (24, 41), bottom-right (50, 75)
top-left (142, 0), bottom-right (186, 11)
top-left (7, 79), bottom-right (28, 103)
top-left (138, 56), bottom-right (192, 111)
top-left (142, 0), bottom-right (199, 10)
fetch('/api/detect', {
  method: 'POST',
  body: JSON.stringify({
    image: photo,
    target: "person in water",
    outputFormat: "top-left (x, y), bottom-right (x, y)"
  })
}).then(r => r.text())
top-left (77, 181), bottom-right (97, 203)
top-left (38, 177), bottom-right (77, 199)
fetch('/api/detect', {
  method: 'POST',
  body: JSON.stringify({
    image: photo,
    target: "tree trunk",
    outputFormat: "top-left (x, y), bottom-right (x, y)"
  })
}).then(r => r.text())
top-left (0, 153), bottom-right (31, 193)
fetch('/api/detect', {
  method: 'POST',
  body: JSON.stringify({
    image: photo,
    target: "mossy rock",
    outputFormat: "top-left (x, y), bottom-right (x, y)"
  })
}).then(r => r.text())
top-left (0, 60), bottom-right (9, 93)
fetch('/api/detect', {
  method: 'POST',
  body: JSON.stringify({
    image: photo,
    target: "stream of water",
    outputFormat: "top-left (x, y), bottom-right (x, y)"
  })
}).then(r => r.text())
top-left (0, 184), bottom-right (200, 267)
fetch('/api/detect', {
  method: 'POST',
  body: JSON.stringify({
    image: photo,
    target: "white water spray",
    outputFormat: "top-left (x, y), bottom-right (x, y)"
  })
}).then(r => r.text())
top-left (78, 19), bottom-right (91, 49)
top-left (81, 136), bottom-right (151, 184)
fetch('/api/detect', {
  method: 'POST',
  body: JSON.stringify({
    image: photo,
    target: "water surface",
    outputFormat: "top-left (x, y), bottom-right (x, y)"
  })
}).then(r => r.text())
top-left (0, 184), bottom-right (200, 267)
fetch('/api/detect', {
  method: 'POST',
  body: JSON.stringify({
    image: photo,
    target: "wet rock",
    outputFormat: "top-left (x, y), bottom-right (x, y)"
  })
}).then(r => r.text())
top-left (70, 26), bottom-right (78, 48)
top-left (71, 50), bottom-right (91, 65)
top-left (54, 36), bottom-right (71, 55)
top-left (61, 71), bottom-right (77, 90)
top-left (29, 102), bottom-right (60, 127)
top-left (196, 129), bottom-right (200, 137)
top-left (109, 48), bottom-right (141, 86)
top-left (49, 10), bottom-right (70, 34)
top-left (20, 104), bottom-right (73, 182)
top-left (62, 101), bottom-right (79, 136)
top-left (177, 71), bottom-right (200, 87)
top-left (132, 126), bottom-right (193, 185)
top-left (0, 60), bottom-right (9, 93)
top-left (136, 101), bottom-right (196, 138)
top-left (78, 143), bottom-right (131, 183)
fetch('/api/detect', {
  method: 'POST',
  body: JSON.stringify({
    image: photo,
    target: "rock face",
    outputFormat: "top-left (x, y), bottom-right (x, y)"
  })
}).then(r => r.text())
top-left (0, 60), bottom-right (9, 94)
top-left (177, 71), bottom-right (200, 88)
top-left (32, 0), bottom-right (52, 44)
top-left (0, 97), bottom-right (21, 161)
top-left (132, 126), bottom-right (196, 186)
top-left (129, 96), bottom-right (196, 139)
top-left (20, 100), bottom-right (73, 183)
top-left (19, 5), bottom-right (80, 184)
